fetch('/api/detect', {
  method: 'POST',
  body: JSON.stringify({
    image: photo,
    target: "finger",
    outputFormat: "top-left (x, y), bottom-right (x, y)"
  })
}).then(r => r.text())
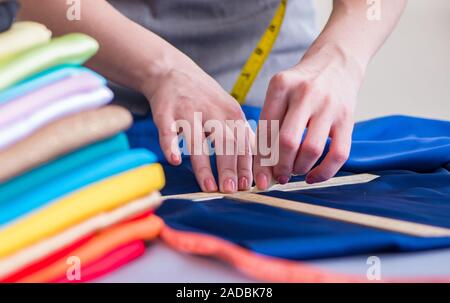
top-left (306, 121), bottom-right (353, 184)
top-left (216, 123), bottom-right (238, 193)
top-left (184, 114), bottom-right (218, 193)
top-left (237, 123), bottom-right (254, 191)
top-left (272, 93), bottom-right (310, 184)
top-left (293, 112), bottom-right (332, 175)
top-left (156, 116), bottom-right (182, 166)
top-left (254, 74), bottom-right (290, 190)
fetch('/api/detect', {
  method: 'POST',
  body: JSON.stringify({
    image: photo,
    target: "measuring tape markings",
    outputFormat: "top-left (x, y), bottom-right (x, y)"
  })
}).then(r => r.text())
top-left (231, 0), bottom-right (287, 104)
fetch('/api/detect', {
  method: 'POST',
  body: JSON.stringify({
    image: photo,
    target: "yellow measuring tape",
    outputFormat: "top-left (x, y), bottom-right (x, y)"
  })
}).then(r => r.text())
top-left (231, 0), bottom-right (287, 105)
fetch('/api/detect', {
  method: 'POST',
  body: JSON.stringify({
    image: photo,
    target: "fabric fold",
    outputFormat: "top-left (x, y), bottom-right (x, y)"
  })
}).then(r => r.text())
top-left (56, 241), bottom-right (146, 283)
top-left (0, 164), bottom-right (165, 257)
top-left (0, 86), bottom-right (113, 149)
top-left (0, 106), bottom-right (133, 182)
top-left (0, 149), bottom-right (157, 227)
top-left (17, 215), bottom-right (164, 283)
top-left (160, 225), bottom-right (450, 283)
top-left (0, 33), bottom-right (98, 90)
top-left (0, 193), bottom-right (161, 279)
top-left (0, 70), bottom-right (106, 127)
top-left (0, 134), bottom-right (129, 204)
top-left (0, 21), bottom-right (51, 61)
top-left (0, 65), bottom-right (87, 105)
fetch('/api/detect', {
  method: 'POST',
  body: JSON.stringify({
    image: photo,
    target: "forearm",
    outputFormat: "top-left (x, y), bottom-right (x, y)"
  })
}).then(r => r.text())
top-left (19, 0), bottom-right (190, 96)
top-left (301, 0), bottom-right (406, 78)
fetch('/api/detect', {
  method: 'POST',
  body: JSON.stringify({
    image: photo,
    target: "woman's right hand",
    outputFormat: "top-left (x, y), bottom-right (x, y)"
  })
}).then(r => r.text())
top-left (141, 56), bottom-right (254, 194)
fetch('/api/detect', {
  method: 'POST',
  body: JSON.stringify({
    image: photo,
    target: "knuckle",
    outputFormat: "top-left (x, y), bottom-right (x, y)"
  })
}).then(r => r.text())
top-left (159, 127), bottom-right (176, 137)
top-left (340, 106), bottom-right (354, 122)
top-left (279, 133), bottom-right (298, 150)
top-left (220, 167), bottom-right (237, 177)
top-left (270, 72), bottom-right (291, 92)
top-left (195, 165), bottom-right (213, 177)
top-left (331, 148), bottom-right (349, 164)
top-left (302, 143), bottom-right (322, 159)
top-left (237, 167), bottom-right (252, 178)
top-left (228, 103), bottom-right (245, 119)
top-left (300, 80), bottom-right (317, 95)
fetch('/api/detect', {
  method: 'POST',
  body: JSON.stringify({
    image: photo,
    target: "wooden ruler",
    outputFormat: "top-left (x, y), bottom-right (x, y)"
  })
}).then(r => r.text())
top-left (229, 193), bottom-right (450, 238)
top-left (162, 173), bottom-right (450, 237)
top-left (163, 173), bottom-right (379, 201)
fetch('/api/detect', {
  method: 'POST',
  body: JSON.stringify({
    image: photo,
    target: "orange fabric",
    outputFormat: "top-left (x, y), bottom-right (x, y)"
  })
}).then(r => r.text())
top-left (160, 225), bottom-right (450, 283)
top-left (18, 215), bottom-right (164, 283)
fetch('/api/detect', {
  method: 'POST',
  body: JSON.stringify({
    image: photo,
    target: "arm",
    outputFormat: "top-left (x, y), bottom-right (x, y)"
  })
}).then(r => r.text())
top-left (20, 0), bottom-right (253, 193)
top-left (254, 0), bottom-right (407, 189)
top-left (19, 0), bottom-right (187, 98)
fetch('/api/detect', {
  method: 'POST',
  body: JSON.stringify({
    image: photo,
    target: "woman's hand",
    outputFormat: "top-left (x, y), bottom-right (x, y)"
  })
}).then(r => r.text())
top-left (254, 43), bottom-right (364, 189)
top-left (142, 56), bottom-right (254, 194)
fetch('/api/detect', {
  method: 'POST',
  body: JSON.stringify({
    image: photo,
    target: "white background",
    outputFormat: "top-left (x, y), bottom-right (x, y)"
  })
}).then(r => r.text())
top-left (314, 0), bottom-right (450, 121)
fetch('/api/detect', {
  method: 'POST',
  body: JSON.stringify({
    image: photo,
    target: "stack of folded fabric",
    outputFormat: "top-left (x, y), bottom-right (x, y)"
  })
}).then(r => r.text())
top-left (0, 22), bottom-right (165, 283)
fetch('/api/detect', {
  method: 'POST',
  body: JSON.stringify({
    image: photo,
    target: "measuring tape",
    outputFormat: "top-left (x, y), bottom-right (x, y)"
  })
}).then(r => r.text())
top-left (231, 0), bottom-right (287, 105)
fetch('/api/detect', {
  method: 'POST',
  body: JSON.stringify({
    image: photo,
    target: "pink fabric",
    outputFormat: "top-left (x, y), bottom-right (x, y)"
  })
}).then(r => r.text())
top-left (54, 241), bottom-right (146, 283)
top-left (0, 72), bottom-right (104, 128)
top-left (161, 225), bottom-right (450, 283)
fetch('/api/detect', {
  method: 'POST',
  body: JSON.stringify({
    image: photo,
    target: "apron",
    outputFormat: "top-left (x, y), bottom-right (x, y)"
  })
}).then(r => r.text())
top-left (107, 0), bottom-right (317, 110)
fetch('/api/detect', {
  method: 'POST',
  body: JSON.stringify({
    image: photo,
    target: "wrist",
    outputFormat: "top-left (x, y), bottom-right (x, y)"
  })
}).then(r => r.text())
top-left (299, 41), bottom-right (367, 84)
top-left (136, 51), bottom-right (175, 99)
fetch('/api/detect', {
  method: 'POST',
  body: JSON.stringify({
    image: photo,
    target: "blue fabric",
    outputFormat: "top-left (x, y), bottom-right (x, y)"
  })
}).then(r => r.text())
top-left (0, 65), bottom-right (101, 105)
top-left (0, 148), bottom-right (157, 227)
top-left (127, 106), bottom-right (450, 260)
top-left (0, 133), bottom-right (129, 204)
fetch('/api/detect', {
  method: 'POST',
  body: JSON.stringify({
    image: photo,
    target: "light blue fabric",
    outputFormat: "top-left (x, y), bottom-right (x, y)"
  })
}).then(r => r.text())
top-left (0, 133), bottom-right (129, 204)
top-left (0, 65), bottom-right (104, 105)
top-left (0, 148), bottom-right (157, 227)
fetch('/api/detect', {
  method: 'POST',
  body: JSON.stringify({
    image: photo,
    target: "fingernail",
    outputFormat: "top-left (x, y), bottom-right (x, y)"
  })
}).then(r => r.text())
top-left (223, 178), bottom-right (236, 193)
top-left (256, 173), bottom-right (268, 190)
top-left (171, 153), bottom-right (180, 164)
top-left (238, 177), bottom-right (249, 191)
top-left (277, 175), bottom-right (289, 185)
top-left (204, 178), bottom-right (217, 192)
top-left (306, 174), bottom-right (316, 184)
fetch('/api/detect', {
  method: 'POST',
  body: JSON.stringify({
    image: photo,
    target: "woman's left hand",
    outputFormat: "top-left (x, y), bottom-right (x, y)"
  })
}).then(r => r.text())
top-left (253, 44), bottom-right (365, 189)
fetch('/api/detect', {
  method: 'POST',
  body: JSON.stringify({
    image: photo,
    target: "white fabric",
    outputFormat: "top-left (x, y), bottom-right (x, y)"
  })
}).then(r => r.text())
top-left (0, 87), bottom-right (113, 150)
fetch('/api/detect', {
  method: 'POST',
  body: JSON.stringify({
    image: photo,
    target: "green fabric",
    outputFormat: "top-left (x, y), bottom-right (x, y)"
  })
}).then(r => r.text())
top-left (0, 33), bottom-right (99, 90)
top-left (0, 133), bottom-right (129, 204)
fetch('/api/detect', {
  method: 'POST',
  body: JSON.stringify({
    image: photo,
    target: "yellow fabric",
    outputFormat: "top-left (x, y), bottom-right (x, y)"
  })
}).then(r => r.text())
top-left (0, 22), bottom-right (52, 62)
top-left (0, 164), bottom-right (165, 258)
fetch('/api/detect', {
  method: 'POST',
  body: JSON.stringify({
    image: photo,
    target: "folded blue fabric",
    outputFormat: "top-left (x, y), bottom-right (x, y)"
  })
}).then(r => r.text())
top-left (0, 148), bottom-right (156, 227)
top-left (127, 107), bottom-right (450, 259)
top-left (0, 65), bottom-right (99, 105)
top-left (0, 133), bottom-right (129, 204)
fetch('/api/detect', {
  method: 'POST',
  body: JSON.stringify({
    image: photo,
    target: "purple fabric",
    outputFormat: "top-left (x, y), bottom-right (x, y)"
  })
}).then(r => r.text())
top-left (0, 71), bottom-right (105, 128)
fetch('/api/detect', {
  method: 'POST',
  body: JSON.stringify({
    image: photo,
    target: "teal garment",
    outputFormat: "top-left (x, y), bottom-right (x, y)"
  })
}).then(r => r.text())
top-left (0, 148), bottom-right (157, 227)
top-left (0, 134), bottom-right (129, 204)
top-left (0, 65), bottom-right (96, 105)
